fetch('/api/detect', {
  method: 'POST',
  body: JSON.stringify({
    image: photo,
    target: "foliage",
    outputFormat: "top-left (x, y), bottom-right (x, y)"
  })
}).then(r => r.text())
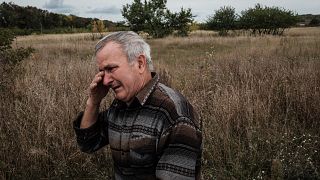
top-left (205, 4), bottom-right (298, 36)
top-left (0, 29), bottom-right (14, 51)
top-left (206, 6), bottom-right (237, 36)
top-left (296, 14), bottom-right (320, 27)
top-left (166, 8), bottom-right (194, 37)
top-left (0, 2), bottom-right (124, 35)
top-left (90, 20), bottom-right (106, 40)
top-left (189, 22), bottom-right (200, 31)
top-left (0, 29), bottom-right (34, 66)
top-left (240, 4), bottom-right (298, 35)
top-left (309, 17), bottom-right (320, 26)
top-left (122, 0), bottom-right (193, 38)
top-left (122, 0), bottom-right (170, 38)
top-left (0, 29), bottom-right (34, 93)
top-left (122, 0), bottom-right (145, 32)
top-left (0, 2), bottom-right (92, 31)
top-left (96, 20), bottom-right (106, 33)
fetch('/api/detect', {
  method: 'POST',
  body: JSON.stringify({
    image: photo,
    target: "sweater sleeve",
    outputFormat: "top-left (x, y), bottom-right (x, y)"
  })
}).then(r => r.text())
top-left (73, 111), bottom-right (109, 153)
top-left (156, 120), bottom-right (202, 180)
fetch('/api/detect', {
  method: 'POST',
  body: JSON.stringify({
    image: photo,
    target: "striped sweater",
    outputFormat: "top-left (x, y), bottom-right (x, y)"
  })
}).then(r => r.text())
top-left (74, 73), bottom-right (202, 179)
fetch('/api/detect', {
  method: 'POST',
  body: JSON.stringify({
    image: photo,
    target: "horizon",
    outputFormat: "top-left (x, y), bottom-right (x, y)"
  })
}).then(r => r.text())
top-left (2, 0), bottom-right (320, 23)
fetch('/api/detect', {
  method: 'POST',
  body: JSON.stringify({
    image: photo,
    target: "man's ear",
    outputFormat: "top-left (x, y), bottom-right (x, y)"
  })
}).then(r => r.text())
top-left (136, 54), bottom-right (147, 73)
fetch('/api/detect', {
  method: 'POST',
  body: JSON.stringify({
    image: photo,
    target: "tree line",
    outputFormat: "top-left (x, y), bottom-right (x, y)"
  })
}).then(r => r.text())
top-left (206, 4), bottom-right (298, 36)
top-left (0, 2), bottom-right (124, 35)
top-left (121, 1), bottom-right (301, 37)
top-left (297, 14), bottom-right (320, 27)
top-left (1, 1), bottom-right (319, 38)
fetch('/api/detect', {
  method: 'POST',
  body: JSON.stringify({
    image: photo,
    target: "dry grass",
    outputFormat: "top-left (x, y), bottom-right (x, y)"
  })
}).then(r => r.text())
top-left (1, 27), bottom-right (320, 179)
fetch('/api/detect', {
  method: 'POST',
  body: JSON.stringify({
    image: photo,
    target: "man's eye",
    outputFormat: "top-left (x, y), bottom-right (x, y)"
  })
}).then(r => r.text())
top-left (107, 67), bottom-right (116, 73)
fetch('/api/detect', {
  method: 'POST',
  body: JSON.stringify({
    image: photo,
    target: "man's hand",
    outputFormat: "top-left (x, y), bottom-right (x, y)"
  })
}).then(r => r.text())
top-left (87, 71), bottom-right (109, 106)
top-left (81, 71), bottom-right (109, 128)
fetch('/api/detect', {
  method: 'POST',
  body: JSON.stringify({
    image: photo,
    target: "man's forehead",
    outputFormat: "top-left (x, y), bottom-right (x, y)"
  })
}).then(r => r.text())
top-left (96, 41), bottom-right (122, 54)
top-left (96, 56), bottom-right (119, 67)
top-left (96, 42), bottom-right (123, 58)
top-left (96, 48), bottom-right (127, 69)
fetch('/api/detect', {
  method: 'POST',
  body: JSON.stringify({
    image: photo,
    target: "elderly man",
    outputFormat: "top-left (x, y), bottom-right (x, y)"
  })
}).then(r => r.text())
top-left (73, 31), bottom-right (202, 179)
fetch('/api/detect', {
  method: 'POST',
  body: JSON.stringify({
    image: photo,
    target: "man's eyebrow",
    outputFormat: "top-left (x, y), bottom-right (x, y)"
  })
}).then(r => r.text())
top-left (99, 64), bottom-right (118, 71)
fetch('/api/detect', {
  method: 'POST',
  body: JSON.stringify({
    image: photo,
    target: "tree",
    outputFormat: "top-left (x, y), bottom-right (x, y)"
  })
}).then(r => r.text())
top-left (122, 0), bottom-right (193, 38)
top-left (167, 8), bottom-right (194, 36)
top-left (309, 17), bottom-right (320, 26)
top-left (240, 4), bottom-right (297, 35)
top-left (122, 0), bottom-right (145, 32)
top-left (0, 2), bottom-right (18, 28)
top-left (122, 0), bottom-right (170, 38)
top-left (206, 6), bottom-right (237, 36)
top-left (0, 2), bottom-right (94, 34)
top-left (91, 20), bottom-right (106, 39)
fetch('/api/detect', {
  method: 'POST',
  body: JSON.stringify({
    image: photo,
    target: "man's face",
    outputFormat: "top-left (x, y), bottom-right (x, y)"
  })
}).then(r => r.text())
top-left (96, 41), bottom-right (141, 103)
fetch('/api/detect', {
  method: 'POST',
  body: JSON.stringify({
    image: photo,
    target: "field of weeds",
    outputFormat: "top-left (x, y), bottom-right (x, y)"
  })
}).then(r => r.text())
top-left (1, 27), bottom-right (320, 179)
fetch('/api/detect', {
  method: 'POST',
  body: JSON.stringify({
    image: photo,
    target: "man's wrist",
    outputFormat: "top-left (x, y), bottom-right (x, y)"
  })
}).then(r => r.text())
top-left (86, 97), bottom-right (101, 107)
top-left (81, 98), bottom-right (100, 129)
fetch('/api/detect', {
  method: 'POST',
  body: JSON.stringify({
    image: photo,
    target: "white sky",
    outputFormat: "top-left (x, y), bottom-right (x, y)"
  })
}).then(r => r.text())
top-left (3, 0), bottom-right (320, 22)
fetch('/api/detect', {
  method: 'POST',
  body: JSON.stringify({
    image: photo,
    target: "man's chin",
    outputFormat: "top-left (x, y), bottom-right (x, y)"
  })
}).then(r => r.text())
top-left (115, 94), bottom-right (134, 104)
top-left (114, 94), bottom-right (126, 102)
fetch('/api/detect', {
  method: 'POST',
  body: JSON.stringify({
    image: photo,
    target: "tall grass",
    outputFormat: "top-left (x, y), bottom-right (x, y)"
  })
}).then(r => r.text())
top-left (1, 27), bottom-right (320, 179)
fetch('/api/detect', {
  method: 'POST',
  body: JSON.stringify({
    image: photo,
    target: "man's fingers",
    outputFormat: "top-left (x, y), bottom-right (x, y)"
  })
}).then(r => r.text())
top-left (92, 76), bottom-right (102, 84)
top-left (95, 71), bottom-right (104, 78)
top-left (92, 71), bottom-right (104, 83)
top-left (89, 82), bottom-right (97, 90)
top-left (89, 71), bottom-right (109, 96)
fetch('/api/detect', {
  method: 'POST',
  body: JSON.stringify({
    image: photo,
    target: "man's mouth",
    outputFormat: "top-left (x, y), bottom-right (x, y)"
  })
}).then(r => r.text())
top-left (112, 85), bottom-right (121, 91)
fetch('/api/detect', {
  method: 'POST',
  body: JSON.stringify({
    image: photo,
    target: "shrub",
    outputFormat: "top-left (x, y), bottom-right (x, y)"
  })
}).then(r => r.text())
top-left (206, 6), bottom-right (237, 36)
top-left (0, 29), bottom-right (34, 91)
top-left (240, 4), bottom-right (297, 35)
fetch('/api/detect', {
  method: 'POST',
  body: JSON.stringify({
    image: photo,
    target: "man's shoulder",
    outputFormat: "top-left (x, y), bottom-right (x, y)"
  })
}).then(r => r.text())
top-left (147, 83), bottom-right (199, 128)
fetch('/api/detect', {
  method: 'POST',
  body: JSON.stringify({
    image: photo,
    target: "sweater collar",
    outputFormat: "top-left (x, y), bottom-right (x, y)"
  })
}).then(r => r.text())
top-left (112, 72), bottom-right (159, 108)
top-left (135, 72), bottom-right (159, 106)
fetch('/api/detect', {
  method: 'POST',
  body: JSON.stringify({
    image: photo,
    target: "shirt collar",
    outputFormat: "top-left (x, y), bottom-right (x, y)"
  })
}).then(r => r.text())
top-left (112, 72), bottom-right (159, 108)
top-left (135, 72), bottom-right (159, 106)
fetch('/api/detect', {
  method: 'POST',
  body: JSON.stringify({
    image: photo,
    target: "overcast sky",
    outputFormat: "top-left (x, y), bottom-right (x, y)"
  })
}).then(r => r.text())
top-left (4, 0), bottom-right (320, 22)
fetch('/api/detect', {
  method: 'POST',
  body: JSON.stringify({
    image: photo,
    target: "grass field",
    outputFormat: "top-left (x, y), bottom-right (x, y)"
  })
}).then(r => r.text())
top-left (1, 27), bottom-right (320, 179)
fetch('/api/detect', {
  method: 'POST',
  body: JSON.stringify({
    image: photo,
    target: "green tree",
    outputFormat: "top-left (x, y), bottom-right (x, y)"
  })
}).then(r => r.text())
top-left (0, 2), bottom-right (18, 28)
top-left (0, 2), bottom-right (94, 34)
top-left (206, 6), bottom-right (237, 36)
top-left (167, 8), bottom-right (194, 36)
top-left (122, 0), bottom-right (170, 38)
top-left (309, 17), bottom-right (320, 26)
top-left (122, 0), bottom-right (193, 38)
top-left (122, 0), bottom-right (145, 32)
top-left (240, 4), bottom-right (297, 35)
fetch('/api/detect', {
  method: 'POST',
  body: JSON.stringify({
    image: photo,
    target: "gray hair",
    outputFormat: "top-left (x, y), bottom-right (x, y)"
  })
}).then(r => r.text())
top-left (95, 31), bottom-right (153, 71)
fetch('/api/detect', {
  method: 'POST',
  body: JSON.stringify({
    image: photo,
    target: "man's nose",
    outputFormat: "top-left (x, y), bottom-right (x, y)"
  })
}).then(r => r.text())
top-left (103, 73), bottom-right (113, 86)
